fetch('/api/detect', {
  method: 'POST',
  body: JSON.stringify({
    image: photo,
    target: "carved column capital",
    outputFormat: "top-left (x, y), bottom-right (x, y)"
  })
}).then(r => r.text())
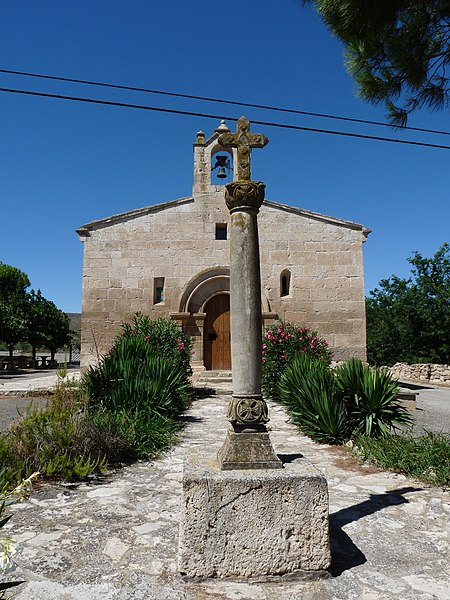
top-left (225, 181), bottom-right (266, 214)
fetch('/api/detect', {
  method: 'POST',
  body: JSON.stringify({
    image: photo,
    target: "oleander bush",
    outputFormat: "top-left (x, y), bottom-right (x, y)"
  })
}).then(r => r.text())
top-left (120, 313), bottom-right (192, 377)
top-left (262, 321), bottom-right (333, 401)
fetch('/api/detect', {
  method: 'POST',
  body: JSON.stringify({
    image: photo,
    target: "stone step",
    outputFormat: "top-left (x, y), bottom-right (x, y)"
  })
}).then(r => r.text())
top-left (196, 377), bottom-right (232, 384)
top-left (197, 370), bottom-right (232, 379)
top-left (193, 370), bottom-right (233, 395)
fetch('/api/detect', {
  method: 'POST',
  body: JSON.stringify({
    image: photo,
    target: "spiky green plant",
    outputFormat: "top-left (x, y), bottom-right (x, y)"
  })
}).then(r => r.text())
top-left (82, 335), bottom-right (191, 417)
top-left (279, 353), bottom-right (350, 444)
top-left (336, 358), bottom-right (413, 437)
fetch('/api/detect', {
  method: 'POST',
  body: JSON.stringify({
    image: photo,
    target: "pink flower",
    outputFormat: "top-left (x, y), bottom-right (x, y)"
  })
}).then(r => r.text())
top-left (145, 336), bottom-right (151, 342)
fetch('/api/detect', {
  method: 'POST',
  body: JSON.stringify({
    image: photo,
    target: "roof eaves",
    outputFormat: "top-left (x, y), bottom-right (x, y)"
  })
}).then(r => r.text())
top-left (76, 196), bottom-right (194, 235)
top-left (263, 199), bottom-right (370, 234)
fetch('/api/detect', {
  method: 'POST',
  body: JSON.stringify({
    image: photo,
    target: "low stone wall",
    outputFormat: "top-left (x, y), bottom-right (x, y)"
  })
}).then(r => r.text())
top-left (388, 363), bottom-right (450, 386)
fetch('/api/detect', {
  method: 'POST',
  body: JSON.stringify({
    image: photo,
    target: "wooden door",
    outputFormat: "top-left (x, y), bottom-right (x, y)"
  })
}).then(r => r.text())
top-left (204, 294), bottom-right (231, 370)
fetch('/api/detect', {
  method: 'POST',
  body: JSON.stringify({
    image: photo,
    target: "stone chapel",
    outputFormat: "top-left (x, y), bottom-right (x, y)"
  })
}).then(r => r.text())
top-left (77, 120), bottom-right (370, 370)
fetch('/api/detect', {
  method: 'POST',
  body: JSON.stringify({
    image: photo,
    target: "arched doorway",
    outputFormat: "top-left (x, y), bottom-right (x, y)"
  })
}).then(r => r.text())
top-left (203, 294), bottom-right (231, 370)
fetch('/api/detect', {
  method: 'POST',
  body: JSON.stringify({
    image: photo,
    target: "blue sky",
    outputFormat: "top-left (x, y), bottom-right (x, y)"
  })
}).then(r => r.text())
top-left (1, 1), bottom-right (449, 313)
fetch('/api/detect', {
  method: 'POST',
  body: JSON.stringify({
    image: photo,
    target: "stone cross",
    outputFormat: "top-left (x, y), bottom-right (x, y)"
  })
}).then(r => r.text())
top-left (218, 116), bottom-right (268, 181)
top-left (217, 116), bottom-right (282, 470)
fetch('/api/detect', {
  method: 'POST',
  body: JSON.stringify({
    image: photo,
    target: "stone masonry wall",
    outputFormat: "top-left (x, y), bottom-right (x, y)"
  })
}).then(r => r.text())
top-left (259, 201), bottom-right (367, 361)
top-left (79, 191), bottom-right (368, 368)
top-left (388, 363), bottom-right (450, 386)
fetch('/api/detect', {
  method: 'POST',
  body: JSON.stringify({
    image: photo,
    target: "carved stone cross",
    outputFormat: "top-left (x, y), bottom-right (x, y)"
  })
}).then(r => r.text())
top-left (218, 116), bottom-right (268, 181)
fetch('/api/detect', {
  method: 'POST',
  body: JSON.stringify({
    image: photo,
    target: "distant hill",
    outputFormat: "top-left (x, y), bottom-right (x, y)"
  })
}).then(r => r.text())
top-left (66, 312), bottom-right (81, 336)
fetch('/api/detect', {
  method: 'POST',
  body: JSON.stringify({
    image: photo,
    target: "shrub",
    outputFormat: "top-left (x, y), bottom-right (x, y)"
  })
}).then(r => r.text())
top-left (81, 313), bottom-right (193, 460)
top-left (336, 358), bottom-right (413, 437)
top-left (278, 355), bottom-right (412, 444)
top-left (120, 313), bottom-right (192, 376)
top-left (0, 383), bottom-right (108, 483)
top-left (262, 321), bottom-right (333, 400)
top-left (279, 353), bottom-right (349, 444)
top-left (82, 333), bottom-right (192, 418)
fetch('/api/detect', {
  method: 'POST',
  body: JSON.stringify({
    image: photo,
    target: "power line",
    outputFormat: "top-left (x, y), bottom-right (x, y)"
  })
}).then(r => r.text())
top-left (2, 86), bottom-right (450, 151)
top-left (2, 67), bottom-right (450, 138)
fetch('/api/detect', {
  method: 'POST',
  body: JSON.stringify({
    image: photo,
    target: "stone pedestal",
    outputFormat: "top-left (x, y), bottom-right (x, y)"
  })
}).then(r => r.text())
top-left (179, 453), bottom-right (331, 578)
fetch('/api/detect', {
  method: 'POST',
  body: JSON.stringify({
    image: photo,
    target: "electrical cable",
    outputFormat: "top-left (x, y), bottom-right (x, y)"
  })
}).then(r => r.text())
top-left (1, 67), bottom-right (450, 138)
top-left (2, 86), bottom-right (450, 150)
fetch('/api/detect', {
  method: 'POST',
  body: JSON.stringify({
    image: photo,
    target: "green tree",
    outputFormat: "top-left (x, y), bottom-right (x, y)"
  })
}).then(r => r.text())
top-left (0, 263), bottom-right (30, 358)
top-left (43, 304), bottom-right (72, 363)
top-left (366, 243), bottom-right (450, 365)
top-left (302, 1), bottom-right (450, 125)
top-left (26, 290), bottom-right (72, 362)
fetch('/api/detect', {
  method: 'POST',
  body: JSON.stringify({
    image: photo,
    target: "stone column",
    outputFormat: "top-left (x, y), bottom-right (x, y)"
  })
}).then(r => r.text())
top-left (217, 181), bottom-right (282, 470)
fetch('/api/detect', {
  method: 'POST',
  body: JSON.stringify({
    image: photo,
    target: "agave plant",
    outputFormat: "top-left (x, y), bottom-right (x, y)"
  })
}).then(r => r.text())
top-left (279, 353), bottom-right (350, 444)
top-left (336, 358), bottom-right (413, 437)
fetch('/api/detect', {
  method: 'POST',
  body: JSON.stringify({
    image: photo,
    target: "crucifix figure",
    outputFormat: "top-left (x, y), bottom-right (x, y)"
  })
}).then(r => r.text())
top-left (218, 116), bottom-right (268, 181)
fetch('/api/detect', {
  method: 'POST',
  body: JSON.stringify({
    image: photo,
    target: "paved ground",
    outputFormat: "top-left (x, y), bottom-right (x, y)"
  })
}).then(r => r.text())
top-left (0, 369), bottom-right (81, 431)
top-left (0, 375), bottom-right (449, 599)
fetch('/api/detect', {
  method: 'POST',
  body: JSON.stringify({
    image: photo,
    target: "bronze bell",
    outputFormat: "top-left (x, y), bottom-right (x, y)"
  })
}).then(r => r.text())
top-left (213, 154), bottom-right (230, 179)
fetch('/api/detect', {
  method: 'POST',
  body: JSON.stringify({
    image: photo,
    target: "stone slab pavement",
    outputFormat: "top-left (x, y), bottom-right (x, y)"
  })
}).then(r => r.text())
top-left (0, 369), bottom-right (81, 395)
top-left (1, 393), bottom-right (449, 600)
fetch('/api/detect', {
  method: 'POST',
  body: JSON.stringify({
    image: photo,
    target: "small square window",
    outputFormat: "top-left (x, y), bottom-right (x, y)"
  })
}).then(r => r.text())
top-left (215, 223), bottom-right (227, 240)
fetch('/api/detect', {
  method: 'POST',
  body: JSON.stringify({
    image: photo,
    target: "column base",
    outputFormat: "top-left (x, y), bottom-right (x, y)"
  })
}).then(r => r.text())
top-left (217, 427), bottom-right (283, 470)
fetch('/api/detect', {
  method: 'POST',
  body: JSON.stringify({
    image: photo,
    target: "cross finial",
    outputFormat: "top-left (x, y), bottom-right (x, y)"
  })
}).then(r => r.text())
top-left (218, 116), bottom-right (268, 181)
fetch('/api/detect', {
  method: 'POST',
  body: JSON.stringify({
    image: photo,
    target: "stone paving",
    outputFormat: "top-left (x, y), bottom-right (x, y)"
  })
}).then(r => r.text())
top-left (1, 392), bottom-right (449, 600)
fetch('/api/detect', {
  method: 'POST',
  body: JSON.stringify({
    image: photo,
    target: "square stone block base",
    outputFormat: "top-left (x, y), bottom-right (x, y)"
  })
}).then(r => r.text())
top-left (178, 453), bottom-right (331, 578)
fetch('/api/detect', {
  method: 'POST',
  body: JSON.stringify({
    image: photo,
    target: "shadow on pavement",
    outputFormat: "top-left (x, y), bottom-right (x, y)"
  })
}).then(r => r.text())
top-left (329, 486), bottom-right (422, 576)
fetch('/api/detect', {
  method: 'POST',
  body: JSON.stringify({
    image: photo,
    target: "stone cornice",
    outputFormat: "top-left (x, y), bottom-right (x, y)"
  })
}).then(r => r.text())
top-left (76, 196), bottom-right (194, 235)
top-left (263, 199), bottom-right (371, 236)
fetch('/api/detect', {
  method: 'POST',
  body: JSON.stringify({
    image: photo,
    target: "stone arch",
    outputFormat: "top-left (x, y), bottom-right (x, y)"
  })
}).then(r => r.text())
top-left (178, 266), bottom-right (272, 314)
top-left (177, 268), bottom-right (274, 371)
top-left (178, 267), bottom-right (230, 314)
top-left (210, 145), bottom-right (233, 185)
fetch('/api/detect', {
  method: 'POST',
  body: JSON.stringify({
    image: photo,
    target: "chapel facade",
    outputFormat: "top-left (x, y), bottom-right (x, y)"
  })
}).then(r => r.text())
top-left (77, 121), bottom-right (370, 370)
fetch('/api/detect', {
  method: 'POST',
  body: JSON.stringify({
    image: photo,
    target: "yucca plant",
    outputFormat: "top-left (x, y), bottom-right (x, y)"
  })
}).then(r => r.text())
top-left (279, 354), bottom-right (350, 444)
top-left (82, 335), bottom-right (191, 417)
top-left (336, 358), bottom-right (413, 437)
top-left (81, 316), bottom-right (193, 460)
